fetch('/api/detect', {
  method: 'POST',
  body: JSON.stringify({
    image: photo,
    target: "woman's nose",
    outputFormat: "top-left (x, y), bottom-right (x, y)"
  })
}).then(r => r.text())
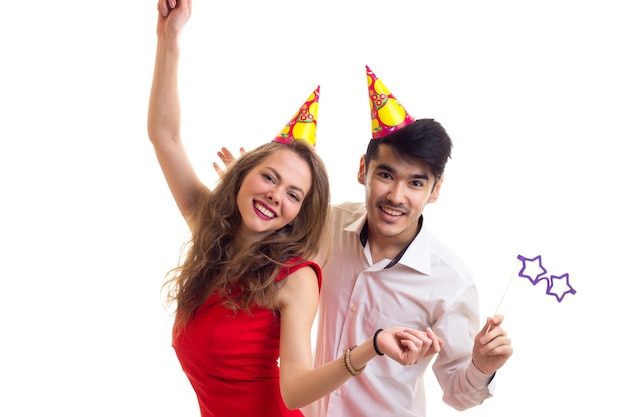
top-left (267, 190), bottom-right (279, 204)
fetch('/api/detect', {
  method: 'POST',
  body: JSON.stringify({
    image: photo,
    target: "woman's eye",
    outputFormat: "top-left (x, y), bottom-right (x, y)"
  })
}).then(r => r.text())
top-left (288, 192), bottom-right (300, 202)
top-left (263, 174), bottom-right (275, 183)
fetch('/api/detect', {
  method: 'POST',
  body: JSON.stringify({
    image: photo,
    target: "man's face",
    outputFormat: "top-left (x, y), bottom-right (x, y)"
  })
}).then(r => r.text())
top-left (358, 144), bottom-right (442, 245)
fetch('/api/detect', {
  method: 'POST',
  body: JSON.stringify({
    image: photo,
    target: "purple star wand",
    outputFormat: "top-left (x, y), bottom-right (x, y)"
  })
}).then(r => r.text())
top-left (487, 254), bottom-right (576, 331)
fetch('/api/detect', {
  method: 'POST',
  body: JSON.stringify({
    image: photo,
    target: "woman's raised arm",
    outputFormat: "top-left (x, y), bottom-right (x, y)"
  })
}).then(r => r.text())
top-left (148, 0), bottom-right (208, 222)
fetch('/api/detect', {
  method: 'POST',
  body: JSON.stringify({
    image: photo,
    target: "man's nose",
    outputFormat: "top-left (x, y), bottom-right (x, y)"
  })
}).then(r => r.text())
top-left (386, 183), bottom-right (405, 204)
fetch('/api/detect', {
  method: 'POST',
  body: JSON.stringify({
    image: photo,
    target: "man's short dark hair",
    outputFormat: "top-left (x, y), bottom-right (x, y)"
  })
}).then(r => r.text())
top-left (364, 118), bottom-right (452, 182)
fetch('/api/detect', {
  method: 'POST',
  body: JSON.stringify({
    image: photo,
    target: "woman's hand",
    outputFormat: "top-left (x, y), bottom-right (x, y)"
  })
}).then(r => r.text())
top-left (156, 0), bottom-right (192, 36)
top-left (377, 326), bottom-right (444, 366)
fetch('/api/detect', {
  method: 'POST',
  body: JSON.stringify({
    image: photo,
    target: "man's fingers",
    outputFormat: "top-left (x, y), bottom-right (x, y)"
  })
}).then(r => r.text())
top-left (213, 162), bottom-right (225, 177)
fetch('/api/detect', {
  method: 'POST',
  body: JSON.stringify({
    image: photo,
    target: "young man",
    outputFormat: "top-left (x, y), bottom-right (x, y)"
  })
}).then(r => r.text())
top-left (301, 67), bottom-right (513, 417)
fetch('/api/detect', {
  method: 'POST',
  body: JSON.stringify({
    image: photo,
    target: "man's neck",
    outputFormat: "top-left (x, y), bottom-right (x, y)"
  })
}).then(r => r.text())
top-left (361, 217), bottom-right (423, 267)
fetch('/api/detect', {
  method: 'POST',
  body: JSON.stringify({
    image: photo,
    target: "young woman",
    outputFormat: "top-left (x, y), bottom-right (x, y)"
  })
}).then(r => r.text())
top-left (148, 1), bottom-right (441, 416)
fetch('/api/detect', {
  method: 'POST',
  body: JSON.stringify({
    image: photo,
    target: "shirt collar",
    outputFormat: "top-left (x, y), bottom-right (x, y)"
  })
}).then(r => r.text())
top-left (346, 213), bottom-right (431, 274)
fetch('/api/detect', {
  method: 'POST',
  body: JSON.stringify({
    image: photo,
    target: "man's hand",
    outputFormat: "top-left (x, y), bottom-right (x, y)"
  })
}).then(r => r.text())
top-left (472, 314), bottom-right (513, 375)
top-left (213, 146), bottom-right (245, 178)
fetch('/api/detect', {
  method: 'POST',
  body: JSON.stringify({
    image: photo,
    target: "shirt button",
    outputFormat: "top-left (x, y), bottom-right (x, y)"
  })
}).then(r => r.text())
top-left (351, 305), bottom-right (357, 312)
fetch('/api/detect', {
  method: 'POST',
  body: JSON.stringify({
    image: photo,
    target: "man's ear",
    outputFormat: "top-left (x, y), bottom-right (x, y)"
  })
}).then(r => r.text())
top-left (357, 155), bottom-right (366, 185)
top-left (429, 175), bottom-right (444, 203)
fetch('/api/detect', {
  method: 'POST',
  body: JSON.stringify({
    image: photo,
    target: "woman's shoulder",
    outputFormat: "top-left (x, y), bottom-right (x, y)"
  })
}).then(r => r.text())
top-left (275, 257), bottom-right (322, 288)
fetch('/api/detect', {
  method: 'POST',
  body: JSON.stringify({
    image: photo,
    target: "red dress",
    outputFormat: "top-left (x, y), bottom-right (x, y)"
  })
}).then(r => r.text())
top-left (172, 259), bottom-right (322, 417)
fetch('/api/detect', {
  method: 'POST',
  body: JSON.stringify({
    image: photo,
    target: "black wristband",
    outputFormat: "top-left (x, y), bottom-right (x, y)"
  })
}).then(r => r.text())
top-left (373, 328), bottom-right (385, 356)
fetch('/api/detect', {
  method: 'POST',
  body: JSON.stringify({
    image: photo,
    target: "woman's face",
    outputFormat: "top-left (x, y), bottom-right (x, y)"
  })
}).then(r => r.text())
top-left (236, 148), bottom-right (312, 244)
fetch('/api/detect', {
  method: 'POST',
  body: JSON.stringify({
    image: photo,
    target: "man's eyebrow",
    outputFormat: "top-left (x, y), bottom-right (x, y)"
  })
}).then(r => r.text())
top-left (375, 163), bottom-right (396, 174)
top-left (266, 166), bottom-right (306, 195)
top-left (410, 173), bottom-right (430, 180)
top-left (375, 163), bottom-right (430, 180)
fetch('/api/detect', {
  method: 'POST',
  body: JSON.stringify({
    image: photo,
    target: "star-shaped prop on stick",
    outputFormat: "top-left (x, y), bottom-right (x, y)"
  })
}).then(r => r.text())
top-left (490, 254), bottom-right (576, 326)
top-left (546, 272), bottom-right (576, 302)
top-left (517, 254), bottom-right (548, 285)
top-left (516, 254), bottom-right (576, 302)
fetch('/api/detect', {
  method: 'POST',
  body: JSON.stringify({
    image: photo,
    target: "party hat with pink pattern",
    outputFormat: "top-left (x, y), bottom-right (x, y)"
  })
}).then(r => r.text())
top-left (366, 66), bottom-right (414, 139)
top-left (274, 86), bottom-right (319, 146)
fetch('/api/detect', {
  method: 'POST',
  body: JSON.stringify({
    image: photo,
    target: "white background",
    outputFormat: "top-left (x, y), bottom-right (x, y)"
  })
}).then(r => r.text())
top-left (1, 1), bottom-right (624, 416)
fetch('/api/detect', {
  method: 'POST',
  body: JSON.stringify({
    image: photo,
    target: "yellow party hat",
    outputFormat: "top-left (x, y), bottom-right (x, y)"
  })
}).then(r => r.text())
top-left (274, 86), bottom-right (319, 146)
top-left (366, 66), bottom-right (414, 139)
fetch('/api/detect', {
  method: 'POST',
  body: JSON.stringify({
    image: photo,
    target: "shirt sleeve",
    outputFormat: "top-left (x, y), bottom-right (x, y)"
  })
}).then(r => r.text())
top-left (430, 283), bottom-right (495, 410)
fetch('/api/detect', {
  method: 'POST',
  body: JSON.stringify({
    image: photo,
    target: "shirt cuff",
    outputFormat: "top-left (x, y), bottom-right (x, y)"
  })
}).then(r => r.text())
top-left (468, 360), bottom-right (496, 390)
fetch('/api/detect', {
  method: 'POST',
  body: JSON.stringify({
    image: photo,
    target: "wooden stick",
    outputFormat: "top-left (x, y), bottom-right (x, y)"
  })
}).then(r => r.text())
top-left (486, 259), bottom-right (521, 332)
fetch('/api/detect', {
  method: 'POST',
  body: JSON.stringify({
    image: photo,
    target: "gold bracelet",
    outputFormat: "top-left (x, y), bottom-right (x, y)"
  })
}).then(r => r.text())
top-left (342, 345), bottom-right (366, 377)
